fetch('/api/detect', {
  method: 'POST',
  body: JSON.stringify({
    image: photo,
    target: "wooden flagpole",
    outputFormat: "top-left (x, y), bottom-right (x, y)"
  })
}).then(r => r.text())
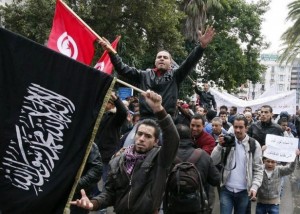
top-left (59, 0), bottom-right (145, 94)
top-left (187, 75), bottom-right (195, 83)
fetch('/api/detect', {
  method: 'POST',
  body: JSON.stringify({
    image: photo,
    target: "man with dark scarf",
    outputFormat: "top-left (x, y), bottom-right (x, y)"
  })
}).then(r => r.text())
top-left (71, 90), bottom-right (179, 214)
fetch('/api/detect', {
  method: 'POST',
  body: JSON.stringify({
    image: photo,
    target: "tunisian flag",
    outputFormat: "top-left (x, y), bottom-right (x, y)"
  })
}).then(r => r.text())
top-left (94, 36), bottom-right (120, 74)
top-left (47, 0), bottom-right (97, 65)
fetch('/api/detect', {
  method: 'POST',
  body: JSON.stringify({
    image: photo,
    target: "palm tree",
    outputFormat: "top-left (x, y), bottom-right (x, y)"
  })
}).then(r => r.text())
top-left (183, 0), bottom-right (223, 41)
top-left (279, 0), bottom-right (300, 64)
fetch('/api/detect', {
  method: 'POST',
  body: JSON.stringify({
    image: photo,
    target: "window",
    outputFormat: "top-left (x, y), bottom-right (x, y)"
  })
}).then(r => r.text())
top-left (279, 84), bottom-right (284, 91)
top-left (271, 74), bottom-right (275, 80)
top-left (280, 75), bottom-right (284, 81)
top-left (279, 66), bottom-right (284, 71)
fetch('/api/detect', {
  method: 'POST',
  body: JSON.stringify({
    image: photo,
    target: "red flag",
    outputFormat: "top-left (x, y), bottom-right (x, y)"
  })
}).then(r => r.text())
top-left (94, 36), bottom-right (121, 74)
top-left (47, 0), bottom-right (97, 65)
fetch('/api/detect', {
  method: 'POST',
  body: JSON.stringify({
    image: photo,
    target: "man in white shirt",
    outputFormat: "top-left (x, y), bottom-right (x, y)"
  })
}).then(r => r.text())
top-left (211, 115), bottom-right (263, 214)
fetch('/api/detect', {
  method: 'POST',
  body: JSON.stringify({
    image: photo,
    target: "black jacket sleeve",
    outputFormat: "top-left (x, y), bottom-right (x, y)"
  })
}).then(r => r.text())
top-left (112, 97), bottom-right (128, 127)
top-left (77, 143), bottom-right (103, 191)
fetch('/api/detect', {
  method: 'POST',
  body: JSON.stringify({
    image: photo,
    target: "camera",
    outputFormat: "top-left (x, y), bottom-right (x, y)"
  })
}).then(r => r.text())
top-left (222, 133), bottom-right (235, 147)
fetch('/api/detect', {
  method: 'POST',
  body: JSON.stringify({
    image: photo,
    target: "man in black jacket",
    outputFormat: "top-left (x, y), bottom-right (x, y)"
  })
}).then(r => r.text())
top-left (99, 27), bottom-right (215, 119)
top-left (71, 90), bottom-right (179, 214)
top-left (193, 82), bottom-right (217, 111)
top-left (176, 124), bottom-right (220, 188)
top-left (164, 124), bottom-right (220, 214)
top-left (94, 92), bottom-right (127, 185)
top-left (248, 105), bottom-right (283, 146)
top-left (71, 143), bottom-right (102, 214)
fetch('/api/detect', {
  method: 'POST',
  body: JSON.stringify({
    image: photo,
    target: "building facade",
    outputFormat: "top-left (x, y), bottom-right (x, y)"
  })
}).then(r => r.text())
top-left (236, 53), bottom-right (300, 106)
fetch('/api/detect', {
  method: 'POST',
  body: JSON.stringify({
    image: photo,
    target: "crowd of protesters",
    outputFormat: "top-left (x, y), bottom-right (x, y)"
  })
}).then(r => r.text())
top-left (71, 26), bottom-right (300, 214)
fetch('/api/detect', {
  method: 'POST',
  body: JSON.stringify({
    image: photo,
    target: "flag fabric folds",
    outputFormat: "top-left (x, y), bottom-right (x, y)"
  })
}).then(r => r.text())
top-left (47, 0), bottom-right (97, 65)
top-left (94, 36), bottom-right (121, 74)
top-left (0, 27), bottom-right (113, 214)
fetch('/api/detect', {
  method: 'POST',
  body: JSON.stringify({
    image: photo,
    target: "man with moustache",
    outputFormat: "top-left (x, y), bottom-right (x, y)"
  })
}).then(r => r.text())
top-left (99, 27), bottom-right (215, 119)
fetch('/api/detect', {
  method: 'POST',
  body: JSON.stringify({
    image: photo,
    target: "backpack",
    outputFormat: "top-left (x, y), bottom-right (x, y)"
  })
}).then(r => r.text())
top-left (164, 149), bottom-right (210, 213)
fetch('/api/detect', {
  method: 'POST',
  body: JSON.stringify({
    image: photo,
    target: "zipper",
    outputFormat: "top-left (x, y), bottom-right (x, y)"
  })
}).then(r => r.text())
top-left (127, 165), bottom-right (136, 210)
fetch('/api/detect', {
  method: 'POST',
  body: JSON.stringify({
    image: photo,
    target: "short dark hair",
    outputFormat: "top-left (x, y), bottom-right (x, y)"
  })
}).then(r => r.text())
top-left (132, 113), bottom-right (140, 121)
top-left (219, 110), bottom-right (228, 116)
top-left (233, 115), bottom-right (248, 127)
top-left (261, 105), bottom-right (273, 113)
top-left (278, 118), bottom-right (288, 125)
top-left (191, 114), bottom-right (206, 126)
top-left (220, 105), bottom-right (228, 112)
top-left (176, 124), bottom-right (191, 139)
top-left (245, 106), bottom-right (252, 111)
top-left (136, 119), bottom-right (161, 140)
top-left (206, 110), bottom-right (217, 121)
top-left (231, 106), bottom-right (237, 112)
top-left (198, 106), bottom-right (208, 113)
top-left (156, 49), bottom-right (172, 61)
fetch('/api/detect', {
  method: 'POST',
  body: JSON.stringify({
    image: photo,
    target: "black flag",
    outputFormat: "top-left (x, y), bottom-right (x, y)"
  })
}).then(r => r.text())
top-left (0, 28), bottom-right (113, 214)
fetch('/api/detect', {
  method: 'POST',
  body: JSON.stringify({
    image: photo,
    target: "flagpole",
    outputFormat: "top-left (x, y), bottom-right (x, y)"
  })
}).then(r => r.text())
top-left (59, 0), bottom-right (117, 54)
top-left (59, 0), bottom-right (145, 93)
top-left (116, 79), bottom-right (144, 94)
top-left (187, 75), bottom-right (195, 83)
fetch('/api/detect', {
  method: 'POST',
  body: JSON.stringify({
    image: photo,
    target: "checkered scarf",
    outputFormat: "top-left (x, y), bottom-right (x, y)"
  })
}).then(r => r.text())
top-left (124, 145), bottom-right (147, 175)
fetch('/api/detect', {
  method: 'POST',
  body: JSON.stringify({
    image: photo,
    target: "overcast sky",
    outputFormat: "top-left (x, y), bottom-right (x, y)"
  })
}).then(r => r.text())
top-left (259, 0), bottom-right (293, 53)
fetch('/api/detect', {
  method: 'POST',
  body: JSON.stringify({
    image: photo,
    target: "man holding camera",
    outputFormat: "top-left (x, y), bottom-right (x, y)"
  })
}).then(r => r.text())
top-left (211, 115), bottom-right (263, 214)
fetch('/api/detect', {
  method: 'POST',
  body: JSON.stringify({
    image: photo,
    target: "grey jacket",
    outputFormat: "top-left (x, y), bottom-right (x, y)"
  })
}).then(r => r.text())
top-left (257, 158), bottom-right (298, 204)
top-left (211, 134), bottom-right (263, 192)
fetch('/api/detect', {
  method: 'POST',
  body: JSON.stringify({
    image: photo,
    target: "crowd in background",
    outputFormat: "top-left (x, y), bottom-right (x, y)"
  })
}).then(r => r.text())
top-left (71, 26), bottom-right (300, 214)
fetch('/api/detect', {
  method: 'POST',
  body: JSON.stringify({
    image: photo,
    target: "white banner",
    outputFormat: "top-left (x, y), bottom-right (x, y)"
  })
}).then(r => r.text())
top-left (264, 134), bottom-right (298, 162)
top-left (210, 88), bottom-right (296, 114)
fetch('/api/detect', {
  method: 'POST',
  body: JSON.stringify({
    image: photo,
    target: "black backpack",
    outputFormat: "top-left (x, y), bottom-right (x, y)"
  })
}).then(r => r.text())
top-left (164, 149), bottom-right (210, 213)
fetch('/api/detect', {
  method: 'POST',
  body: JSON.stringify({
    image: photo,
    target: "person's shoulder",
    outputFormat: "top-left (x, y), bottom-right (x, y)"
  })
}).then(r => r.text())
top-left (251, 120), bottom-right (261, 127)
top-left (271, 122), bottom-right (283, 130)
top-left (195, 148), bottom-right (209, 157)
top-left (145, 68), bottom-right (153, 72)
top-left (202, 131), bottom-right (215, 140)
top-left (111, 147), bottom-right (126, 159)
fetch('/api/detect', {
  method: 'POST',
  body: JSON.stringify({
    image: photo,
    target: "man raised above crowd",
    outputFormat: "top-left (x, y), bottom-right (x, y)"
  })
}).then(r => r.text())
top-left (193, 82), bottom-right (217, 111)
top-left (99, 27), bottom-right (215, 119)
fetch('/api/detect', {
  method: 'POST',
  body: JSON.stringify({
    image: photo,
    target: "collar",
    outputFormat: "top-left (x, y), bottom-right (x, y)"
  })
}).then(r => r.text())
top-left (261, 119), bottom-right (272, 127)
top-left (153, 68), bottom-right (168, 77)
top-left (179, 139), bottom-right (194, 147)
top-left (193, 131), bottom-right (204, 141)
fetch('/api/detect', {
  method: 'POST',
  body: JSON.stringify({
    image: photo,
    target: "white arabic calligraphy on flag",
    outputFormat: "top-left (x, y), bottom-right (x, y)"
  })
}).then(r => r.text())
top-left (1, 83), bottom-right (75, 195)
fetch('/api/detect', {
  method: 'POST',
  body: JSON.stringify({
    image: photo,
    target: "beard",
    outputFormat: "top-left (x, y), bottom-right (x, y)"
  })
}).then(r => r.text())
top-left (134, 145), bottom-right (148, 154)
